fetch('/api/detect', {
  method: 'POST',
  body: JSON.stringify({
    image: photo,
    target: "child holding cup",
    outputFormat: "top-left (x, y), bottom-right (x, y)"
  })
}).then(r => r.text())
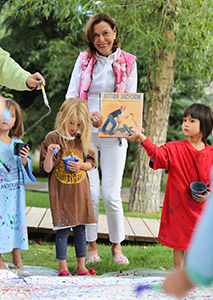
top-left (39, 98), bottom-right (97, 276)
top-left (127, 103), bottom-right (213, 268)
top-left (163, 170), bottom-right (213, 297)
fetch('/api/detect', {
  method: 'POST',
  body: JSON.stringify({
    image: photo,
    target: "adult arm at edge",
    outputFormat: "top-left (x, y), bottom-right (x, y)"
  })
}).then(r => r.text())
top-left (0, 47), bottom-right (45, 91)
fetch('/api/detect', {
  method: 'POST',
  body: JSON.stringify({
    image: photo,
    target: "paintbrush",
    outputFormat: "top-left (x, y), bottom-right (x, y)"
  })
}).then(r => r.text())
top-left (25, 83), bottom-right (51, 134)
top-left (0, 157), bottom-right (10, 172)
top-left (41, 83), bottom-right (50, 108)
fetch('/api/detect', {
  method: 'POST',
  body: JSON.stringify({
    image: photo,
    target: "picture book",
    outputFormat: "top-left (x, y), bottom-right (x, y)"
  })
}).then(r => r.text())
top-left (99, 92), bottom-right (143, 138)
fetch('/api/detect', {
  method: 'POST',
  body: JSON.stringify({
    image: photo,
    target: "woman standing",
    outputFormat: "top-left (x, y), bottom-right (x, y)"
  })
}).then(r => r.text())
top-left (66, 13), bottom-right (137, 265)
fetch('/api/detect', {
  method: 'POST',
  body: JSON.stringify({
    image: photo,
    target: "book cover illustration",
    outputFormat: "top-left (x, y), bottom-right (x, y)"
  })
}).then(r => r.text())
top-left (99, 92), bottom-right (143, 138)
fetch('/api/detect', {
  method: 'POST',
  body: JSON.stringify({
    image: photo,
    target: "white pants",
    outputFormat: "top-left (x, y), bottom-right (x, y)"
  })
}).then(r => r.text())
top-left (86, 133), bottom-right (128, 243)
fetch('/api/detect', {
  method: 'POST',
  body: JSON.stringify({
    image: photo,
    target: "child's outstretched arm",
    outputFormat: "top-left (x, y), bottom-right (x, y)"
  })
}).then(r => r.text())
top-left (126, 128), bottom-right (146, 143)
top-left (43, 144), bottom-right (60, 173)
top-left (126, 128), bottom-right (169, 171)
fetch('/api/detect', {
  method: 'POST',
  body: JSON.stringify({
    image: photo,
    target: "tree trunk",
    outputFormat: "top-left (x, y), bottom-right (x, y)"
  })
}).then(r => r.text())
top-left (129, 27), bottom-right (177, 213)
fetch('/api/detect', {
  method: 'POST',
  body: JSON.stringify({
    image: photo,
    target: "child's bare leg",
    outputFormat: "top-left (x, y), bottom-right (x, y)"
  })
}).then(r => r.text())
top-left (12, 248), bottom-right (24, 270)
top-left (77, 257), bottom-right (88, 273)
top-left (58, 259), bottom-right (69, 271)
top-left (173, 249), bottom-right (185, 268)
top-left (0, 254), bottom-right (6, 269)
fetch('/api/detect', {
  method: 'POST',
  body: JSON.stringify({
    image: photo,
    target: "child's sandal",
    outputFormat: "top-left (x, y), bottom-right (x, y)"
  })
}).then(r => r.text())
top-left (8, 261), bottom-right (24, 269)
top-left (75, 267), bottom-right (97, 276)
top-left (58, 269), bottom-right (71, 276)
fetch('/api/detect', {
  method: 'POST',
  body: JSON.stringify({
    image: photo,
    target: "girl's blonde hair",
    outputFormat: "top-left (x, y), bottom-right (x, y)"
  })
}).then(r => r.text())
top-left (55, 98), bottom-right (94, 155)
top-left (5, 98), bottom-right (24, 138)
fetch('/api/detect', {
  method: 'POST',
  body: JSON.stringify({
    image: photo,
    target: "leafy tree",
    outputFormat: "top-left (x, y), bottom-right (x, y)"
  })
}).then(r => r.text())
top-left (0, 0), bottom-right (212, 213)
top-left (127, 0), bottom-right (212, 213)
top-left (0, 0), bottom-right (87, 147)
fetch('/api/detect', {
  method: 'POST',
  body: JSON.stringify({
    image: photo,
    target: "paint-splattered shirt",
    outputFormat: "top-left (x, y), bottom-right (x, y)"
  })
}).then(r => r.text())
top-left (142, 138), bottom-right (213, 251)
top-left (39, 131), bottom-right (97, 229)
top-left (0, 138), bottom-right (36, 253)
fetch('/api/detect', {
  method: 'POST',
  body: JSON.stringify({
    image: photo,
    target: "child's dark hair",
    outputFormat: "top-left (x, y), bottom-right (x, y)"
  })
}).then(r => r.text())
top-left (5, 98), bottom-right (24, 138)
top-left (183, 103), bottom-right (213, 141)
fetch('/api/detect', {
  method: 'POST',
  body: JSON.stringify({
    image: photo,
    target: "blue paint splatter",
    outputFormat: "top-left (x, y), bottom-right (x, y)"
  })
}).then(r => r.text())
top-left (3, 108), bottom-right (12, 121)
top-left (135, 283), bottom-right (161, 296)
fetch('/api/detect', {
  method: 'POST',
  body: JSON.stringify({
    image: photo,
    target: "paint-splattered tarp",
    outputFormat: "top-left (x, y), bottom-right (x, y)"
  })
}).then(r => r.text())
top-left (0, 270), bottom-right (213, 300)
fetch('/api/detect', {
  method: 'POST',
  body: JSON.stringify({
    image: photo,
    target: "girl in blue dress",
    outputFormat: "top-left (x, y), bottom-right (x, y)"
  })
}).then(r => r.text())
top-left (0, 98), bottom-right (35, 270)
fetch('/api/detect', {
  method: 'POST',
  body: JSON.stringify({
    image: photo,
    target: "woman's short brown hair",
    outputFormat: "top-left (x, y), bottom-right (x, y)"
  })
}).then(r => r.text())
top-left (84, 13), bottom-right (120, 57)
top-left (183, 103), bottom-right (213, 141)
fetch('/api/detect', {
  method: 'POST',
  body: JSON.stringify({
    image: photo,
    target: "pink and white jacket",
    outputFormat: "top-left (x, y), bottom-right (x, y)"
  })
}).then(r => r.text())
top-left (79, 48), bottom-right (136, 100)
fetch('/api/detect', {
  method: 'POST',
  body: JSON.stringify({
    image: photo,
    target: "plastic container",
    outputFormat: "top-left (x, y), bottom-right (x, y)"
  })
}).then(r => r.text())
top-left (190, 181), bottom-right (207, 201)
top-left (62, 156), bottom-right (78, 170)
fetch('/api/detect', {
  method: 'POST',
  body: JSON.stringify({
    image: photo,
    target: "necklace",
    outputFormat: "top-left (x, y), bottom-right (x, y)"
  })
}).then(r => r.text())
top-left (56, 130), bottom-right (75, 141)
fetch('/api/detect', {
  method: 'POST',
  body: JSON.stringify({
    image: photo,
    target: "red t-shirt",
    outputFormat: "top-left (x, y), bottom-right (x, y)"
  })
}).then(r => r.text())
top-left (142, 138), bottom-right (213, 251)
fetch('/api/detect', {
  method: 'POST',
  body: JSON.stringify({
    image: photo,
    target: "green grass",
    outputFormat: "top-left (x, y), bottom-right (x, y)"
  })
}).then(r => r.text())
top-left (2, 242), bottom-right (173, 274)
top-left (34, 177), bottom-right (48, 182)
top-left (26, 191), bottom-right (50, 208)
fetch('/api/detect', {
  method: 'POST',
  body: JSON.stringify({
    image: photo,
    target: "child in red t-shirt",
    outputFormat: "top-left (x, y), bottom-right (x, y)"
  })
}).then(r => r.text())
top-left (127, 103), bottom-right (213, 267)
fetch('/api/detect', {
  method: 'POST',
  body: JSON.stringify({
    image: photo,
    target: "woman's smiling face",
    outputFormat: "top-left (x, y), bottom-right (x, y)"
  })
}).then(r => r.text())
top-left (93, 21), bottom-right (116, 57)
